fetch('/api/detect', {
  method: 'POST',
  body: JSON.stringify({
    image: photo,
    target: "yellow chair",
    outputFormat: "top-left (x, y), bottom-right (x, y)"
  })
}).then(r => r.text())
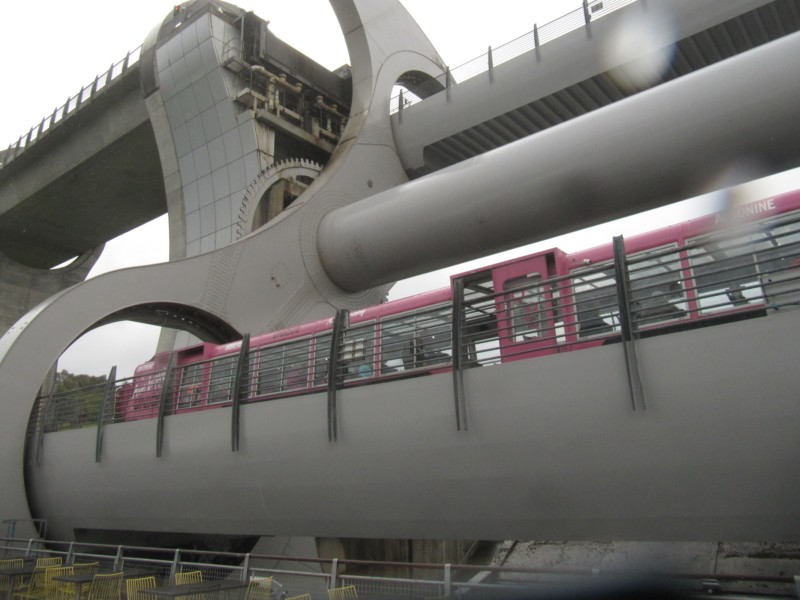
top-left (0, 559), bottom-right (25, 594)
top-left (35, 559), bottom-right (62, 569)
top-left (43, 566), bottom-right (75, 600)
top-left (125, 576), bottom-right (156, 600)
top-left (174, 571), bottom-right (205, 600)
top-left (0, 559), bottom-right (24, 569)
top-left (63, 563), bottom-right (100, 600)
top-left (13, 566), bottom-right (49, 600)
top-left (245, 578), bottom-right (272, 600)
top-left (174, 572), bottom-right (203, 585)
top-left (71, 564), bottom-right (99, 576)
top-left (286, 595), bottom-right (312, 600)
top-left (85, 573), bottom-right (122, 600)
top-left (327, 585), bottom-right (357, 600)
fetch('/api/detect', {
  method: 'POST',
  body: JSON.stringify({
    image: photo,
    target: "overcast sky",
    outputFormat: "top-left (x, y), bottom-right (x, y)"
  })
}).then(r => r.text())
top-left (2, 1), bottom-right (798, 377)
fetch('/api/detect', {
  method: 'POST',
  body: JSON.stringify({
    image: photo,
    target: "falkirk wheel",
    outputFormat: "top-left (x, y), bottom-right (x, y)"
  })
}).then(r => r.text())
top-left (0, 0), bottom-right (457, 558)
top-left (2, 0), bottom-right (800, 568)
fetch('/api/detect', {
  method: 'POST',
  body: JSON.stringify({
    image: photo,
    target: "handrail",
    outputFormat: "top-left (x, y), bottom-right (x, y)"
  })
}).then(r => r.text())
top-left (1, 535), bottom-right (797, 597)
top-left (390, 0), bottom-right (636, 114)
top-left (1, 45), bottom-right (144, 169)
top-left (29, 208), bottom-right (800, 436)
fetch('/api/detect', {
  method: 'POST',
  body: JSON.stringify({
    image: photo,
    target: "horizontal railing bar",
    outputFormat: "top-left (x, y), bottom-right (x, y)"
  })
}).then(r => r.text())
top-left (2, 536), bottom-right (797, 587)
top-left (1, 45), bottom-right (143, 168)
top-left (390, 0), bottom-right (637, 113)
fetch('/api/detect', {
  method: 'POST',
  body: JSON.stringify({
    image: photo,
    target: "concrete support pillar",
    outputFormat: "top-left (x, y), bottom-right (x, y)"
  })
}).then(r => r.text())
top-left (0, 248), bottom-right (102, 338)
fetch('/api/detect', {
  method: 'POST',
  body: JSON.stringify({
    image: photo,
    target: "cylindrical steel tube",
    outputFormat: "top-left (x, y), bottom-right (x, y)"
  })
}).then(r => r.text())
top-left (318, 31), bottom-right (800, 292)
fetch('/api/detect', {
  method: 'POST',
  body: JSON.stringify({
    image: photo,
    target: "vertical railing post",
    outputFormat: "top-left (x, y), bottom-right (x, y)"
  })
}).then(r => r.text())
top-left (398, 88), bottom-right (404, 123)
top-left (91, 75), bottom-right (99, 97)
top-left (34, 393), bottom-right (49, 467)
top-left (231, 334), bottom-right (251, 452)
top-left (487, 46), bottom-right (494, 83)
top-left (612, 236), bottom-right (646, 411)
top-left (65, 542), bottom-right (74, 565)
top-left (583, 0), bottom-right (593, 38)
top-left (533, 24), bottom-right (541, 62)
top-left (444, 564), bottom-right (452, 597)
top-left (113, 545), bottom-right (123, 571)
top-left (122, 51), bottom-right (131, 72)
top-left (327, 310), bottom-right (349, 442)
top-left (445, 67), bottom-right (451, 103)
top-left (329, 558), bottom-right (338, 589)
top-left (451, 278), bottom-right (468, 431)
top-left (241, 553), bottom-right (250, 582)
top-left (156, 353), bottom-right (178, 458)
top-left (95, 366), bottom-right (117, 462)
top-left (106, 63), bottom-right (114, 86)
top-left (94, 366), bottom-right (117, 462)
top-left (169, 549), bottom-right (180, 585)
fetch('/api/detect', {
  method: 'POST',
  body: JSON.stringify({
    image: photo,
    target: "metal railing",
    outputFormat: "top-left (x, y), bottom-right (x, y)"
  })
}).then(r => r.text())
top-left (1, 45), bottom-right (143, 168)
top-left (390, 0), bottom-right (637, 114)
top-left (27, 209), bottom-right (800, 441)
top-left (453, 212), bottom-right (800, 368)
top-left (2, 536), bottom-right (799, 598)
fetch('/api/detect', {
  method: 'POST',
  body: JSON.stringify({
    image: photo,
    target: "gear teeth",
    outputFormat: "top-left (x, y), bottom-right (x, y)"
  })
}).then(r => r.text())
top-left (234, 158), bottom-right (323, 240)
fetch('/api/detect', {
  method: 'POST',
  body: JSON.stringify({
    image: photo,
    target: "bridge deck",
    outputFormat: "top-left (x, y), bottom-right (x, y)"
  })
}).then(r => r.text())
top-left (393, 0), bottom-right (800, 177)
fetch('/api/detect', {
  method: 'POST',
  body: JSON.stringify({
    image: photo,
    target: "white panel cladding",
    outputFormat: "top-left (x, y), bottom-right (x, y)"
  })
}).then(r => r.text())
top-left (156, 12), bottom-right (267, 258)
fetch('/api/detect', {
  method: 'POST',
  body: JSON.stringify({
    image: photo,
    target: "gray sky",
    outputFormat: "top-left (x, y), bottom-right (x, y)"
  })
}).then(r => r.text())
top-left (2, 1), bottom-right (798, 376)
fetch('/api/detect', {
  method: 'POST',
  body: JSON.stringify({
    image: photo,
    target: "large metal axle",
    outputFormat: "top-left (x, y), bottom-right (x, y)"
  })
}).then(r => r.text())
top-left (318, 29), bottom-right (800, 292)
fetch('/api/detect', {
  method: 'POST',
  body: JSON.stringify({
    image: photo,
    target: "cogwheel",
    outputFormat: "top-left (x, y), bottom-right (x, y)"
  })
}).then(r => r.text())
top-left (235, 159), bottom-right (323, 240)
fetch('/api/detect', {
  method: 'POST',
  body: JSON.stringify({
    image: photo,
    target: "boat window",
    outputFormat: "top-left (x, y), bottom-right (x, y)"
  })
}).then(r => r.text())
top-left (208, 355), bottom-right (237, 404)
top-left (572, 245), bottom-right (687, 336)
top-left (755, 216), bottom-right (800, 307)
top-left (380, 307), bottom-right (452, 373)
top-left (503, 274), bottom-right (544, 342)
top-left (282, 339), bottom-right (310, 391)
top-left (628, 245), bottom-right (688, 327)
top-left (688, 234), bottom-right (765, 314)
top-left (312, 333), bottom-right (331, 386)
top-left (255, 339), bottom-right (310, 396)
top-left (571, 265), bottom-right (618, 339)
top-left (341, 323), bottom-right (376, 380)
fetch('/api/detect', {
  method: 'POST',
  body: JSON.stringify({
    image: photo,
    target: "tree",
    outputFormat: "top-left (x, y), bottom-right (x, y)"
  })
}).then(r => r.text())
top-left (54, 369), bottom-right (106, 393)
top-left (51, 369), bottom-right (108, 427)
